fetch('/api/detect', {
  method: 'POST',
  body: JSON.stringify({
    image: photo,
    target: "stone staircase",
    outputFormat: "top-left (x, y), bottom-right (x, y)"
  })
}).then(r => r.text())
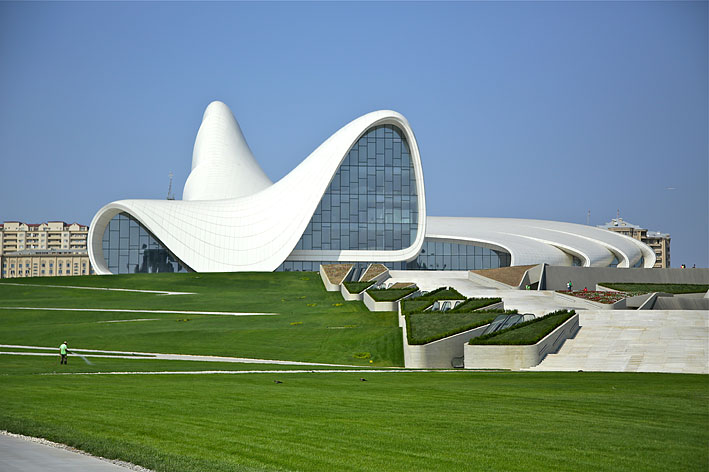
top-left (528, 310), bottom-right (708, 374)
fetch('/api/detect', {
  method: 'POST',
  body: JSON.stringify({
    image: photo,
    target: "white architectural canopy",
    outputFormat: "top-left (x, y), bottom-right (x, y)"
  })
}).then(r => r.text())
top-left (88, 101), bottom-right (655, 274)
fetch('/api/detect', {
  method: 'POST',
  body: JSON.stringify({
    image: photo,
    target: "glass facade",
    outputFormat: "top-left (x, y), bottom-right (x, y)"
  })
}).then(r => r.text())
top-left (294, 124), bottom-right (418, 252)
top-left (405, 240), bottom-right (511, 270)
top-left (102, 212), bottom-right (190, 274)
top-left (279, 240), bottom-right (512, 271)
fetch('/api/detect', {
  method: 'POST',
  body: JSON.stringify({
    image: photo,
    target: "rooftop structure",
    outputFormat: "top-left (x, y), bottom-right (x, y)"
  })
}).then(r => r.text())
top-left (88, 102), bottom-right (656, 275)
top-left (598, 217), bottom-right (670, 268)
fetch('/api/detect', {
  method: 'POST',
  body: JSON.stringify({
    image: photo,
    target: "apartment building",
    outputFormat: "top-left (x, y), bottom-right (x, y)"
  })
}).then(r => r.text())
top-left (0, 221), bottom-right (92, 278)
top-left (598, 217), bottom-right (671, 268)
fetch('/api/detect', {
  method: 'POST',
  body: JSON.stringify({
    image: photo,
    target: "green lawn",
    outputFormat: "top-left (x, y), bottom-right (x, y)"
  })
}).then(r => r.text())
top-left (0, 272), bottom-right (403, 366)
top-left (2, 273), bottom-right (707, 472)
top-left (0, 366), bottom-right (706, 471)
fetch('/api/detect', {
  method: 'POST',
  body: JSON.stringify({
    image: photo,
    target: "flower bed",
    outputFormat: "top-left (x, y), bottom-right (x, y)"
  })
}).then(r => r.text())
top-left (360, 264), bottom-right (388, 282)
top-left (558, 290), bottom-right (646, 304)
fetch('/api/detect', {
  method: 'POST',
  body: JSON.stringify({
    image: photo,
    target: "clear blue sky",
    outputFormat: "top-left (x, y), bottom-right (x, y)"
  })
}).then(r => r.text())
top-left (1, 1), bottom-right (707, 267)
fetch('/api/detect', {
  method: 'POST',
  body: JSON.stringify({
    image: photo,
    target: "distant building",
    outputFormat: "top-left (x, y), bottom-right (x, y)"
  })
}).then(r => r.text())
top-left (598, 218), bottom-right (670, 268)
top-left (0, 221), bottom-right (93, 278)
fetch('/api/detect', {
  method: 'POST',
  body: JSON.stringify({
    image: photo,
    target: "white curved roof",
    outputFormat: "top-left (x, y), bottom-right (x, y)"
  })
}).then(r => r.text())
top-left (88, 102), bottom-right (655, 274)
top-left (88, 103), bottom-right (427, 274)
top-left (426, 217), bottom-right (656, 268)
top-left (183, 101), bottom-right (272, 200)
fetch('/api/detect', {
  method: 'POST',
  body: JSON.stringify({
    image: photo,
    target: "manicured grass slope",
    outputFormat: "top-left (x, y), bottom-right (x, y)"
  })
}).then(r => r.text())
top-left (0, 371), bottom-right (706, 472)
top-left (0, 272), bottom-right (402, 366)
top-left (0, 354), bottom-right (343, 375)
top-left (406, 311), bottom-right (502, 345)
top-left (470, 311), bottom-right (574, 345)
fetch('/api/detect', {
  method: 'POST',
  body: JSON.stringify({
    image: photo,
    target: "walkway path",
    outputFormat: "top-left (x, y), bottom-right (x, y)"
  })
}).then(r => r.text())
top-left (0, 344), bottom-right (354, 367)
top-left (0, 307), bottom-right (277, 317)
top-left (0, 282), bottom-right (194, 295)
top-left (0, 432), bottom-right (146, 471)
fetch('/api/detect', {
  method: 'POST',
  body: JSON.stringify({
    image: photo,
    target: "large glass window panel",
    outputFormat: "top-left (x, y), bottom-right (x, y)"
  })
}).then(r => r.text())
top-left (101, 213), bottom-right (190, 274)
top-left (294, 125), bottom-right (418, 251)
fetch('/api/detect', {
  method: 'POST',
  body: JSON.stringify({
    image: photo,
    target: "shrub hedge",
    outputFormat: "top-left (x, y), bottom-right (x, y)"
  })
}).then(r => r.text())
top-left (449, 297), bottom-right (502, 313)
top-left (343, 281), bottom-right (375, 294)
top-left (367, 286), bottom-right (418, 302)
top-left (401, 299), bottom-right (435, 315)
top-left (417, 287), bottom-right (466, 301)
top-left (406, 310), bottom-right (515, 345)
top-left (469, 310), bottom-right (575, 345)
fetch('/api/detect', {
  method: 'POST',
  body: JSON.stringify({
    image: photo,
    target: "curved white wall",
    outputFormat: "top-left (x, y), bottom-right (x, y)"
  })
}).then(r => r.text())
top-left (88, 102), bottom-right (656, 274)
top-left (88, 106), bottom-right (427, 274)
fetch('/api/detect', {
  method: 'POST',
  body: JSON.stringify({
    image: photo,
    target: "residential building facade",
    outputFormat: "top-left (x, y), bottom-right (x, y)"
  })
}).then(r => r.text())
top-left (599, 218), bottom-right (670, 268)
top-left (0, 221), bottom-right (92, 278)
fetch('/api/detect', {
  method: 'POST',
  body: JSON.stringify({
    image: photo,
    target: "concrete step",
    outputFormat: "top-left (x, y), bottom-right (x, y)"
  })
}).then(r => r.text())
top-left (527, 310), bottom-right (708, 374)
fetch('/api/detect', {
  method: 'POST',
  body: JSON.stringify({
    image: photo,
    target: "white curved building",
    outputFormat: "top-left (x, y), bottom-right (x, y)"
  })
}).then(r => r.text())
top-left (88, 101), bottom-right (655, 275)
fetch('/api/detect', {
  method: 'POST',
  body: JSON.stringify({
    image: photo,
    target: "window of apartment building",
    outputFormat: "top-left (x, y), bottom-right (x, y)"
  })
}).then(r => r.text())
top-left (41, 270), bottom-right (45, 275)
top-left (58, 269), bottom-right (62, 274)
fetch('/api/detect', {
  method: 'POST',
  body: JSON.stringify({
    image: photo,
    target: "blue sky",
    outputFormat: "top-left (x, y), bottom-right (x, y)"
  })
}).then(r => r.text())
top-left (1, 1), bottom-right (707, 267)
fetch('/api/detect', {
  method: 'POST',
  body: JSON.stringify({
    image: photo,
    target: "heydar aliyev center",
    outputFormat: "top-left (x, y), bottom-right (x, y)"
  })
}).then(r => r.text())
top-left (88, 101), bottom-right (655, 274)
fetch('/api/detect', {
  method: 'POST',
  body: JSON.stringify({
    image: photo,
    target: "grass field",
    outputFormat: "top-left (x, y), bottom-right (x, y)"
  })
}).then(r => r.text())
top-left (0, 358), bottom-right (706, 472)
top-left (0, 272), bottom-right (403, 366)
top-left (1, 272), bottom-right (707, 471)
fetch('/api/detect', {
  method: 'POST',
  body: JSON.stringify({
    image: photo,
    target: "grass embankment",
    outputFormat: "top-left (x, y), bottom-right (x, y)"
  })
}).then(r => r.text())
top-left (406, 311), bottom-right (505, 345)
top-left (0, 369), bottom-right (706, 472)
top-left (600, 283), bottom-right (709, 294)
top-left (470, 310), bottom-right (575, 345)
top-left (400, 287), bottom-right (468, 315)
top-left (343, 281), bottom-right (375, 294)
top-left (0, 272), bottom-right (403, 366)
top-left (366, 286), bottom-right (418, 301)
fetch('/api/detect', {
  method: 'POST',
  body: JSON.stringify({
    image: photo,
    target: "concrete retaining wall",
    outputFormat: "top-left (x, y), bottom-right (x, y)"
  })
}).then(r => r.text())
top-left (340, 283), bottom-right (366, 301)
top-left (542, 266), bottom-right (709, 291)
top-left (362, 291), bottom-right (399, 312)
top-left (404, 323), bottom-right (489, 369)
top-left (464, 313), bottom-right (580, 370)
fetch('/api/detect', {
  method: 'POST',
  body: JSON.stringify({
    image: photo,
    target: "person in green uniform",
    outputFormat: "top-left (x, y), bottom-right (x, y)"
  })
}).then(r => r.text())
top-left (59, 341), bottom-right (68, 365)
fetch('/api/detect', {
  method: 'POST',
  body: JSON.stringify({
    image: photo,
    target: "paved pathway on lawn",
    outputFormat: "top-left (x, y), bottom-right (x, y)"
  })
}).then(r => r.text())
top-left (44, 369), bottom-right (464, 375)
top-left (0, 307), bottom-right (277, 316)
top-left (0, 344), bottom-right (355, 367)
top-left (0, 432), bottom-right (145, 471)
top-left (0, 281), bottom-right (194, 295)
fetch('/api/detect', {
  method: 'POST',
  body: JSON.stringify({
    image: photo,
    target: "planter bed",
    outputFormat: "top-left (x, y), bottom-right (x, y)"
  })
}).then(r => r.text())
top-left (406, 310), bottom-right (510, 345)
top-left (470, 310), bottom-right (575, 345)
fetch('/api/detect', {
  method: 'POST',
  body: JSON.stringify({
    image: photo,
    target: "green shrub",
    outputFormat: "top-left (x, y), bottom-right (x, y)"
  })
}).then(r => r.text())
top-left (406, 310), bottom-right (512, 345)
top-left (469, 310), bottom-right (575, 345)
top-left (450, 297), bottom-right (502, 313)
top-left (343, 281), bottom-right (375, 294)
top-left (600, 283), bottom-right (709, 294)
top-left (367, 286), bottom-right (418, 302)
top-left (417, 287), bottom-right (466, 301)
top-left (401, 299), bottom-right (435, 315)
